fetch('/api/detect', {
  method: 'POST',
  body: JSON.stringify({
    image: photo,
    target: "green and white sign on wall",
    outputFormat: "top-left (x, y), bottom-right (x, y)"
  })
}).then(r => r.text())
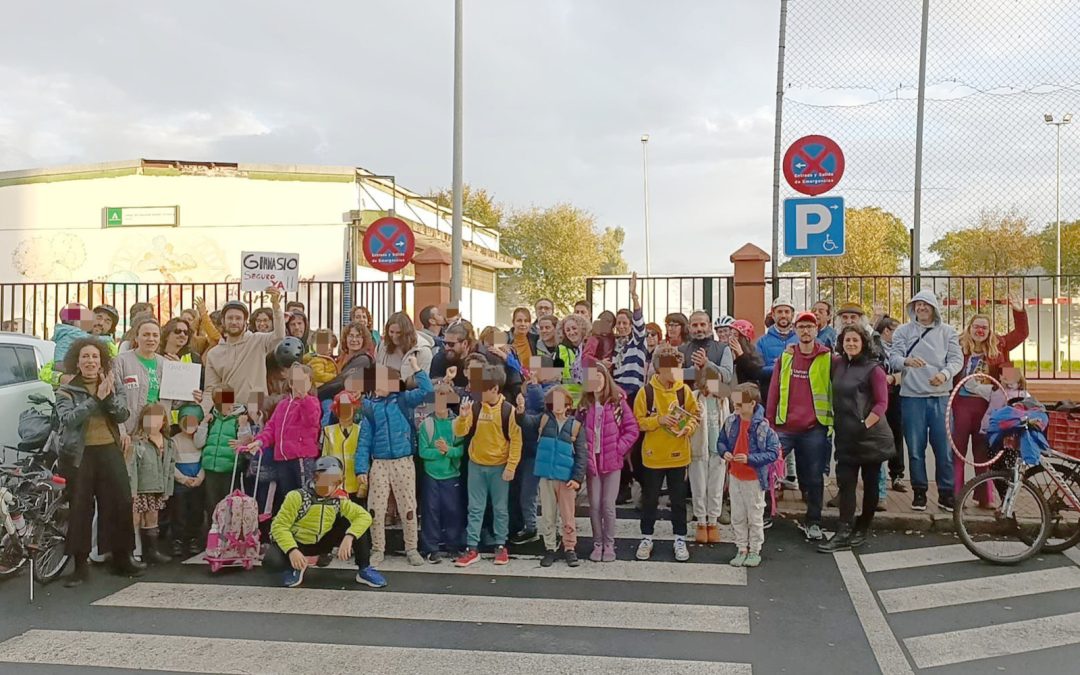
top-left (103, 206), bottom-right (179, 228)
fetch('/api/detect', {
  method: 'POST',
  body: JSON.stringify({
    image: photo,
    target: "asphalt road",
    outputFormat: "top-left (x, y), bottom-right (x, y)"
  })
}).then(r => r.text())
top-left (0, 518), bottom-right (1078, 674)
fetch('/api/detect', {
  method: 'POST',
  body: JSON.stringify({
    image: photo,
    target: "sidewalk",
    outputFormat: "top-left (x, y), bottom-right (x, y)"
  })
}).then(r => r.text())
top-left (775, 480), bottom-right (956, 532)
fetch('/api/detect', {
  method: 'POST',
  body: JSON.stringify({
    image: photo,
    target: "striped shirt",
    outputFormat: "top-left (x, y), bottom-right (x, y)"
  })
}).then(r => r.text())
top-left (614, 308), bottom-right (648, 400)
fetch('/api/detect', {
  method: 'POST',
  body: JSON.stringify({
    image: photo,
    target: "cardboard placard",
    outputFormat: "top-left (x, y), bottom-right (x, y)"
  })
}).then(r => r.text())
top-left (241, 251), bottom-right (299, 293)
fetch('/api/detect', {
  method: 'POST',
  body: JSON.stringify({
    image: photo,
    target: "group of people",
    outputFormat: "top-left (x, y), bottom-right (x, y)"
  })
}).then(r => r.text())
top-left (39, 272), bottom-right (1029, 588)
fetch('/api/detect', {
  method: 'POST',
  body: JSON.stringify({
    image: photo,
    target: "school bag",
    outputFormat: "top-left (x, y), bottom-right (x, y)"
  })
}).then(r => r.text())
top-left (465, 399), bottom-right (513, 443)
top-left (205, 453), bottom-right (262, 573)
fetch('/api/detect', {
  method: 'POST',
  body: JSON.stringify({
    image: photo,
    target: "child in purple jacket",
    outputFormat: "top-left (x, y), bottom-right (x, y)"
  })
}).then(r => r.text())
top-left (581, 364), bottom-right (639, 562)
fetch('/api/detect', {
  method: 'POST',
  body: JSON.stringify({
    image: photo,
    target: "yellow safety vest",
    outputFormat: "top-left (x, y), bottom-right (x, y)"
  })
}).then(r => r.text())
top-left (776, 350), bottom-right (833, 427)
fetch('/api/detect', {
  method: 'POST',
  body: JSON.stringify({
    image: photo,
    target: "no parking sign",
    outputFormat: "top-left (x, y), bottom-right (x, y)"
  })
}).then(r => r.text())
top-left (362, 216), bottom-right (416, 273)
top-left (783, 135), bottom-right (845, 196)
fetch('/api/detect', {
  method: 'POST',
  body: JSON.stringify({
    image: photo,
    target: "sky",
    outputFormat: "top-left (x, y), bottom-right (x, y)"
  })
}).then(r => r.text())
top-left (0, 1), bottom-right (782, 275)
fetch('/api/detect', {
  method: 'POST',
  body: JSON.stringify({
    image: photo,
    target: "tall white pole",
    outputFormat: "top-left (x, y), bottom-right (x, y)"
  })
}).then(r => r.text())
top-left (770, 0), bottom-right (789, 298)
top-left (912, 0), bottom-right (930, 281)
top-left (450, 0), bottom-right (464, 306)
top-left (641, 134), bottom-right (652, 276)
top-left (1055, 122), bottom-right (1062, 374)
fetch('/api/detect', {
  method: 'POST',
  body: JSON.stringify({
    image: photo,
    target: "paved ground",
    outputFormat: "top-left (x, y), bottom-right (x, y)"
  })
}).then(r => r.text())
top-left (1, 511), bottom-right (1079, 674)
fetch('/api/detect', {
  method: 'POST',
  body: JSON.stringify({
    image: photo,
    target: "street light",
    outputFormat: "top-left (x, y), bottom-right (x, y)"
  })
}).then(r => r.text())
top-left (641, 134), bottom-right (652, 276)
top-left (1045, 112), bottom-right (1073, 373)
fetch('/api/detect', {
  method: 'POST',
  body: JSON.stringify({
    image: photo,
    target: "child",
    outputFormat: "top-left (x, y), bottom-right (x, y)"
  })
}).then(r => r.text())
top-left (417, 377), bottom-right (466, 563)
top-left (532, 385), bottom-right (587, 567)
top-left (322, 391), bottom-right (362, 498)
top-left (40, 303), bottom-right (97, 384)
top-left (170, 404), bottom-right (206, 557)
top-left (267, 456), bottom-right (382, 588)
top-left (982, 367), bottom-right (1030, 433)
top-left (304, 329), bottom-right (340, 388)
top-left (690, 364), bottom-right (731, 544)
top-left (196, 385), bottom-right (250, 524)
top-left (580, 312), bottom-right (618, 370)
top-left (717, 383), bottom-right (780, 568)
top-left (355, 356), bottom-right (433, 567)
top-left (633, 344), bottom-right (699, 562)
top-left (128, 403), bottom-right (177, 565)
top-left (582, 363), bottom-right (639, 562)
top-left (453, 362), bottom-right (523, 567)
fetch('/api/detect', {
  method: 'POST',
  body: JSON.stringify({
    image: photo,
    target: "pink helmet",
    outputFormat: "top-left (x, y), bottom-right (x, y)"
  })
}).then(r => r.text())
top-left (731, 319), bottom-right (755, 341)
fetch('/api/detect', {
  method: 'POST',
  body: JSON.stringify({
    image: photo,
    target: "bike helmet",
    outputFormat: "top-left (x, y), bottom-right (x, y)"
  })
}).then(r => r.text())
top-left (274, 337), bottom-right (305, 368)
top-left (221, 300), bottom-right (250, 319)
top-left (92, 305), bottom-right (120, 332)
top-left (313, 456), bottom-right (344, 477)
top-left (714, 315), bottom-right (736, 329)
top-left (731, 319), bottom-right (756, 341)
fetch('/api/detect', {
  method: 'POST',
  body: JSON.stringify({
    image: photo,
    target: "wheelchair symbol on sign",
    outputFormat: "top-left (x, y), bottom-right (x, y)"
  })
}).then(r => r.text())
top-left (821, 234), bottom-right (839, 252)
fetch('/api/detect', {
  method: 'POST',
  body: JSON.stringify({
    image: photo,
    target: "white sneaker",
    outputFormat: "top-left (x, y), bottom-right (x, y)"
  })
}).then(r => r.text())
top-left (369, 550), bottom-right (385, 567)
top-left (673, 538), bottom-right (690, 562)
top-left (405, 550), bottom-right (424, 566)
top-left (635, 538), bottom-right (653, 561)
top-left (805, 524), bottom-right (824, 541)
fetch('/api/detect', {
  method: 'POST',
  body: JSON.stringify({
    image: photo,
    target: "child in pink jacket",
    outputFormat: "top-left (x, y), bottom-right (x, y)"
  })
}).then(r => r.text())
top-left (581, 363), bottom-right (639, 562)
top-left (239, 363), bottom-right (322, 503)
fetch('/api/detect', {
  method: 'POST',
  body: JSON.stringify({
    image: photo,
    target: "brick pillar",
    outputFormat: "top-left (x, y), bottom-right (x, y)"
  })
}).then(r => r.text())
top-left (412, 246), bottom-right (452, 328)
top-left (730, 243), bottom-right (770, 339)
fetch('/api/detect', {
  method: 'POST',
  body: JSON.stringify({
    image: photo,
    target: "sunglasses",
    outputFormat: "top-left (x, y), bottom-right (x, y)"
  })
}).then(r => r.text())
top-left (445, 340), bottom-right (462, 348)
top-left (172, 328), bottom-right (189, 336)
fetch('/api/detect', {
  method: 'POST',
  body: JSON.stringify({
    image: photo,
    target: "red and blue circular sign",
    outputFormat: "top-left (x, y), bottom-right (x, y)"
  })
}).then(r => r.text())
top-left (362, 216), bottom-right (416, 273)
top-left (783, 135), bottom-right (845, 196)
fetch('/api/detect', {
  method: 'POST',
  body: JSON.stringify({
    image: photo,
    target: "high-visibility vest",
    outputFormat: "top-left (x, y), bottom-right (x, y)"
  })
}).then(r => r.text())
top-left (776, 350), bottom-right (833, 427)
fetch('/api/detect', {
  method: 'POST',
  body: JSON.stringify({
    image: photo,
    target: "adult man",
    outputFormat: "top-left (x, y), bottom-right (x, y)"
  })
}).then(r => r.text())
top-left (204, 288), bottom-right (286, 403)
top-left (836, 302), bottom-right (885, 361)
top-left (765, 311), bottom-right (833, 541)
top-left (888, 291), bottom-right (962, 512)
top-left (680, 311), bottom-right (734, 384)
top-left (418, 305), bottom-right (447, 351)
top-left (813, 300), bottom-right (836, 350)
top-left (531, 298), bottom-right (556, 335)
top-left (430, 322), bottom-right (522, 400)
top-left (573, 300), bottom-right (592, 322)
top-left (755, 298), bottom-right (797, 395)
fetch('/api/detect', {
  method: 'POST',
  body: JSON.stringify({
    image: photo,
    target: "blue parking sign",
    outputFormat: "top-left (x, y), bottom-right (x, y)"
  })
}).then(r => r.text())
top-left (784, 196), bottom-right (845, 257)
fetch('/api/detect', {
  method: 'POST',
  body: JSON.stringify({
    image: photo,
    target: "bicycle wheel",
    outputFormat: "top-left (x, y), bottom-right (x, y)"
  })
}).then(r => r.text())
top-left (0, 535), bottom-right (27, 577)
top-left (954, 470), bottom-right (1049, 565)
top-left (1023, 463), bottom-right (1080, 553)
top-left (31, 521), bottom-right (68, 583)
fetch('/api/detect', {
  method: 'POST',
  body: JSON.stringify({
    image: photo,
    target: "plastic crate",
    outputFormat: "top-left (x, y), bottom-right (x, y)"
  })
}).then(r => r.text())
top-left (1047, 411), bottom-right (1080, 459)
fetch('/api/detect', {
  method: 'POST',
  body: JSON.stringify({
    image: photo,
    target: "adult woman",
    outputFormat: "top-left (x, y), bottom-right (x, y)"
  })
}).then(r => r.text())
top-left (320, 322), bottom-right (376, 404)
top-left (159, 318), bottom-right (202, 425)
top-left (250, 308), bottom-right (275, 334)
top-left (952, 302), bottom-right (1028, 504)
top-left (819, 325), bottom-right (895, 552)
top-left (664, 313), bottom-right (690, 348)
top-left (555, 313), bottom-right (590, 401)
top-left (376, 311), bottom-right (433, 383)
top-left (56, 338), bottom-right (143, 585)
top-left (728, 320), bottom-right (764, 385)
top-left (351, 306), bottom-right (381, 344)
top-left (507, 307), bottom-right (538, 367)
top-left (114, 319), bottom-right (175, 442)
top-left (535, 315), bottom-right (560, 358)
top-left (286, 311), bottom-right (311, 351)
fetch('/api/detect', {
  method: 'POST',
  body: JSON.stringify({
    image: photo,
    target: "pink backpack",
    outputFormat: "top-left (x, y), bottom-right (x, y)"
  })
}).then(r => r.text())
top-left (205, 455), bottom-right (262, 572)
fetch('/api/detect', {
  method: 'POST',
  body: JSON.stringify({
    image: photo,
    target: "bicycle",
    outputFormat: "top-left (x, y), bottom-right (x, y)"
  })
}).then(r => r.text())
top-left (0, 466), bottom-right (70, 585)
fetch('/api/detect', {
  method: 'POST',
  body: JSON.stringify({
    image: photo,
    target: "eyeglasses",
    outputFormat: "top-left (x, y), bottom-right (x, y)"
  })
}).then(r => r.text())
top-left (646, 332), bottom-right (659, 338)
top-left (445, 340), bottom-right (461, 349)
top-left (172, 329), bottom-right (189, 336)
top-left (665, 322), bottom-right (679, 327)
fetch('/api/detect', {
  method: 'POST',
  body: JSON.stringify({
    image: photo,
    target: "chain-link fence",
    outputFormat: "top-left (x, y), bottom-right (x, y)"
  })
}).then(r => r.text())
top-left (780, 0), bottom-right (1080, 269)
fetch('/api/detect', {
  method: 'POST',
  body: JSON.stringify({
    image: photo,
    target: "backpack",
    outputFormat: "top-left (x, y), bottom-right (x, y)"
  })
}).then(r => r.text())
top-left (205, 489), bottom-right (260, 568)
top-left (466, 400), bottom-right (513, 443)
top-left (643, 382), bottom-right (688, 415)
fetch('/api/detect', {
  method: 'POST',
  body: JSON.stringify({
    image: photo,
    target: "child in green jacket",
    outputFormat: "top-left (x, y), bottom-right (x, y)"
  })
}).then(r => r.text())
top-left (417, 377), bottom-right (466, 563)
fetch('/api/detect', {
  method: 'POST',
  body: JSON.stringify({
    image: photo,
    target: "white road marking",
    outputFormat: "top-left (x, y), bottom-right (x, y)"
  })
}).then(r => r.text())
top-left (878, 565), bottom-right (1080, 613)
top-left (857, 543), bottom-right (1031, 573)
top-left (832, 551), bottom-right (914, 675)
top-left (904, 610), bottom-right (1080, 669)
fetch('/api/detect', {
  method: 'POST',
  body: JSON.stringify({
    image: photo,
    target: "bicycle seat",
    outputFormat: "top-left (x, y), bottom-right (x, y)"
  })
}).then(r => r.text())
top-left (26, 394), bottom-right (51, 406)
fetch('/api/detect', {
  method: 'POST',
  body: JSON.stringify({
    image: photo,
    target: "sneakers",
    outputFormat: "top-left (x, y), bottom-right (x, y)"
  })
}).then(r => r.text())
top-left (781, 476), bottom-right (798, 490)
top-left (849, 527), bottom-right (869, 548)
top-left (695, 523), bottom-right (709, 544)
top-left (743, 553), bottom-right (762, 567)
top-left (493, 546), bottom-right (510, 565)
top-left (369, 550), bottom-right (385, 567)
top-left (601, 544), bottom-right (616, 562)
top-left (356, 566), bottom-right (387, 588)
top-left (405, 550), bottom-right (425, 566)
top-left (912, 490), bottom-right (928, 512)
top-left (826, 496), bottom-right (838, 509)
top-left (802, 523), bottom-right (824, 541)
top-left (763, 515), bottom-right (773, 530)
top-left (282, 567), bottom-right (305, 588)
top-left (423, 552), bottom-right (442, 564)
top-left (316, 553), bottom-right (333, 568)
top-left (892, 478), bottom-right (908, 493)
top-left (719, 503), bottom-right (731, 525)
top-left (818, 528), bottom-right (852, 553)
top-left (707, 523), bottom-right (721, 544)
top-left (564, 550), bottom-right (581, 567)
top-left (729, 550), bottom-right (747, 567)
top-left (509, 529), bottom-right (539, 545)
top-left (674, 538), bottom-right (690, 562)
top-left (589, 544), bottom-right (603, 563)
top-left (540, 550), bottom-right (559, 567)
top-left (938, 493), bottom-right (955, 513)
top-left (875, 501), bottom-right (887, 512)
top-left (635, 538), bottom-right (653, 561)
top-left (454, 548), bottom-right (480, 568)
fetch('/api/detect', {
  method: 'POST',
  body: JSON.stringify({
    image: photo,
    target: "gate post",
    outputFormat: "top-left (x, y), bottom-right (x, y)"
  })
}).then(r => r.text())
top-left (730, 243), bottom-right (770, 339)
top-left (412, 247), bottom-right (452, 327)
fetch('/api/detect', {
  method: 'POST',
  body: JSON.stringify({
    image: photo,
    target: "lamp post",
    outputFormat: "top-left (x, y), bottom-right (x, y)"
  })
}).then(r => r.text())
top-left (450, 0), bottom-right (464, 307)
top-left (1045, 112), bottom-right (1072, 373)
top-left (641, 134), bottom-right (652, 277)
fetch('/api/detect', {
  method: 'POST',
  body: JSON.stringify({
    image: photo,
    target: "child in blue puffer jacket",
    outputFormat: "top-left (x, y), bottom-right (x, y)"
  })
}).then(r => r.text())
top-left (356, 356), bottom-right (432, 567)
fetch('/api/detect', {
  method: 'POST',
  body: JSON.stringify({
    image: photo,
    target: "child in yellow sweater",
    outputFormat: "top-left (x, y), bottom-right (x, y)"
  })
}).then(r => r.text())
top-left (304, 329), bottom-right (340, 388)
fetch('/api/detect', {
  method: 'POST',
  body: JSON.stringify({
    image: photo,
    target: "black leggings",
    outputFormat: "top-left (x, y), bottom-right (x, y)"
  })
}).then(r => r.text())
top-left (263, 517), bottom-right (372, 571)
top-left (640, 466), bottom-right (688, 537)
top-left (63, 443), bottom-right (135, 559)
top-left (835, 461), bottom-right (881, 528)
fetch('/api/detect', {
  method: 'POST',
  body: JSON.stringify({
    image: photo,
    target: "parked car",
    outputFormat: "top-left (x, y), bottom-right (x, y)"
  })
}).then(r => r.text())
top-left (0, 333), bottom-right (54, 464)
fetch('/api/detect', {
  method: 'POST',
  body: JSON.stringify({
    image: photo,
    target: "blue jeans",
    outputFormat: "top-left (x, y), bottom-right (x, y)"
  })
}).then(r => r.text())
top-left (420, 474), bottom-right (466, 554)
top-left (466, 463), bottom-right (509, 548)
top-left (514, 454), bottom-right (540, 533)
top-left (901, 395), bottom-right (953, 494)
top-left (778, 426), bottom-right (830, 525)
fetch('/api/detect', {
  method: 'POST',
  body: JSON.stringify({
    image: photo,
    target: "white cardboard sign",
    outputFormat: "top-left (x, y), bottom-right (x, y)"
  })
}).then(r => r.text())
top-left (241, 251), bottom-right (299, 293)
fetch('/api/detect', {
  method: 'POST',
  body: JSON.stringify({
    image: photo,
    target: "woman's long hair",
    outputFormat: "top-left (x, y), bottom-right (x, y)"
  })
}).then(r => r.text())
top-left (338, 321), bottom-right (375, 367)
top-left (383, 312), bottom-right (417, 354)
top-left (959, 313), bottom-right (1001, 361)
top-left (838, 324), bottom-right (873, 362)
top-left (580, 362), bottom-right (622, 408)
top-left (158, 318), bottom-right (193, 357)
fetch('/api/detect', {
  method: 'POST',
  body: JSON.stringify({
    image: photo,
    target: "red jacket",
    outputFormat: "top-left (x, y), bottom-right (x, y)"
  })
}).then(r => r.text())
top-left (254, 394), bottom-right (322, 462)
top-left (955, 308), bottom-right (1029, 383)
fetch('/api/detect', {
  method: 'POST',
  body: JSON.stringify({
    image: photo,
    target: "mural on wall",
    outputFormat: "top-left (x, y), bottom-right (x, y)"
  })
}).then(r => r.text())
top-left (11, 234), bottom-right (88, 280)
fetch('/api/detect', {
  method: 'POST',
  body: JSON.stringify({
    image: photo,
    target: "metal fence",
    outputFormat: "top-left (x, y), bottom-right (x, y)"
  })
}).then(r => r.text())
top-left (0, 280), bottom-right (413, 341)
top-left (586, 275), bottom-right (735, 325)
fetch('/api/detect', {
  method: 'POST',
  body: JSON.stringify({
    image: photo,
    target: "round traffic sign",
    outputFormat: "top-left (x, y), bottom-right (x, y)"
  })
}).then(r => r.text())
top-left (362, 216), bottom-right (416, 273)
top-left (783, 135), bottom-right (845, 196)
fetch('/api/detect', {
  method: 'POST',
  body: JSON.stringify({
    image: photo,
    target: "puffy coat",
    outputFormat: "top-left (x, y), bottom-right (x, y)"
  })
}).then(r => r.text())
top-left (303, 354), bottom-right (339, 388)
top-left (254, 394), bottom-right (322, 462)
top-left (195, 407), bottom-right (246, 474)
top-left (355, 370), bottom-right (433, 475)
top-left (755, 326), bottom-right (797, 383)
top-left (51, 323), bottom-right (90, 366)
top-left (715, 405), bottom-right (781, 491)
top-left (583, 395), bottom-right (639, 476)
top-left (55, 374), bottom-right (129, 469)
top-left (534, 415), bottom-right (588, 483)
top-left (375, 331), bottom-right (434, 383)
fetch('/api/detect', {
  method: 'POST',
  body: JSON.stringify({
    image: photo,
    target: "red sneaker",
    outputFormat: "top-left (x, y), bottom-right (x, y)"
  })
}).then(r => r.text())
top-left (493, 546), bottom-right (509, 565)
top-left (454, 549), bottom-right (480, 568)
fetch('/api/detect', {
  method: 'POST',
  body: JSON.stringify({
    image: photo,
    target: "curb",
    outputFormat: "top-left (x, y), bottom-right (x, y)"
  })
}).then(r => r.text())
top-left (775, 506), bottom-right (1031, 535)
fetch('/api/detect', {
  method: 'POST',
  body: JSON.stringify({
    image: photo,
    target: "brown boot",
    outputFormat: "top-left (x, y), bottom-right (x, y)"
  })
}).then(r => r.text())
top-left (707, 523), bottom-right (721, 544)
top-left (695, 523), bottom-right (709, 544)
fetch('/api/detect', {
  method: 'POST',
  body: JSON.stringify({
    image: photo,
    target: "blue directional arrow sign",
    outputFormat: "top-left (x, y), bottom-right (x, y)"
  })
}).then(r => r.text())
top-left (783, 196), bottom-right (845, 257)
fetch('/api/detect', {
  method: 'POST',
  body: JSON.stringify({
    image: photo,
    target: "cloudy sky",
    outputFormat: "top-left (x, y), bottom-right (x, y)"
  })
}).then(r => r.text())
top-left (0, 1), bottom-right (782, 274)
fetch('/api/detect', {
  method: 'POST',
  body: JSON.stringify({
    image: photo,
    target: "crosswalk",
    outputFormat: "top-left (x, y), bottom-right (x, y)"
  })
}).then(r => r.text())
top-left (0, 515), bottom-right (756, 674)
top-left (840, 540), bottom-right (1080, 672)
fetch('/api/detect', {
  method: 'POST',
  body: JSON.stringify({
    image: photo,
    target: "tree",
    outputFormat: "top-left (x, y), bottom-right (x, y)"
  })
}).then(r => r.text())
top-left (778, 206), bottom-right (909, 275)
top-left (1038, 218), bottom-right (1080, 276)
top-left (597, 227), bottom-right (630, 275)
top-left (499, 204), bottom-right (616, 312)
top-left (432, 185), bottom-right (504, 231)
top-left (930, 210), bottom-right (1039, 275)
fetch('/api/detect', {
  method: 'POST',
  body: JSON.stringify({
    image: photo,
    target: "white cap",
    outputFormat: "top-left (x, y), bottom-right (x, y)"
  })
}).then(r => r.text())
top-left (771, 297), bottom-right (795, 311)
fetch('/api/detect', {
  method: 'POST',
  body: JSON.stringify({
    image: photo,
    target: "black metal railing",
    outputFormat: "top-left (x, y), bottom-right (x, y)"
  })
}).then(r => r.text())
top-left (586, 275), bottom-right (736, 325)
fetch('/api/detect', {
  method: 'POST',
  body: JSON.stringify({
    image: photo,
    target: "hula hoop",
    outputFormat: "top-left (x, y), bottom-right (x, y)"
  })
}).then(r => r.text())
top-left (947, 372), bottom-right (1007, 468)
